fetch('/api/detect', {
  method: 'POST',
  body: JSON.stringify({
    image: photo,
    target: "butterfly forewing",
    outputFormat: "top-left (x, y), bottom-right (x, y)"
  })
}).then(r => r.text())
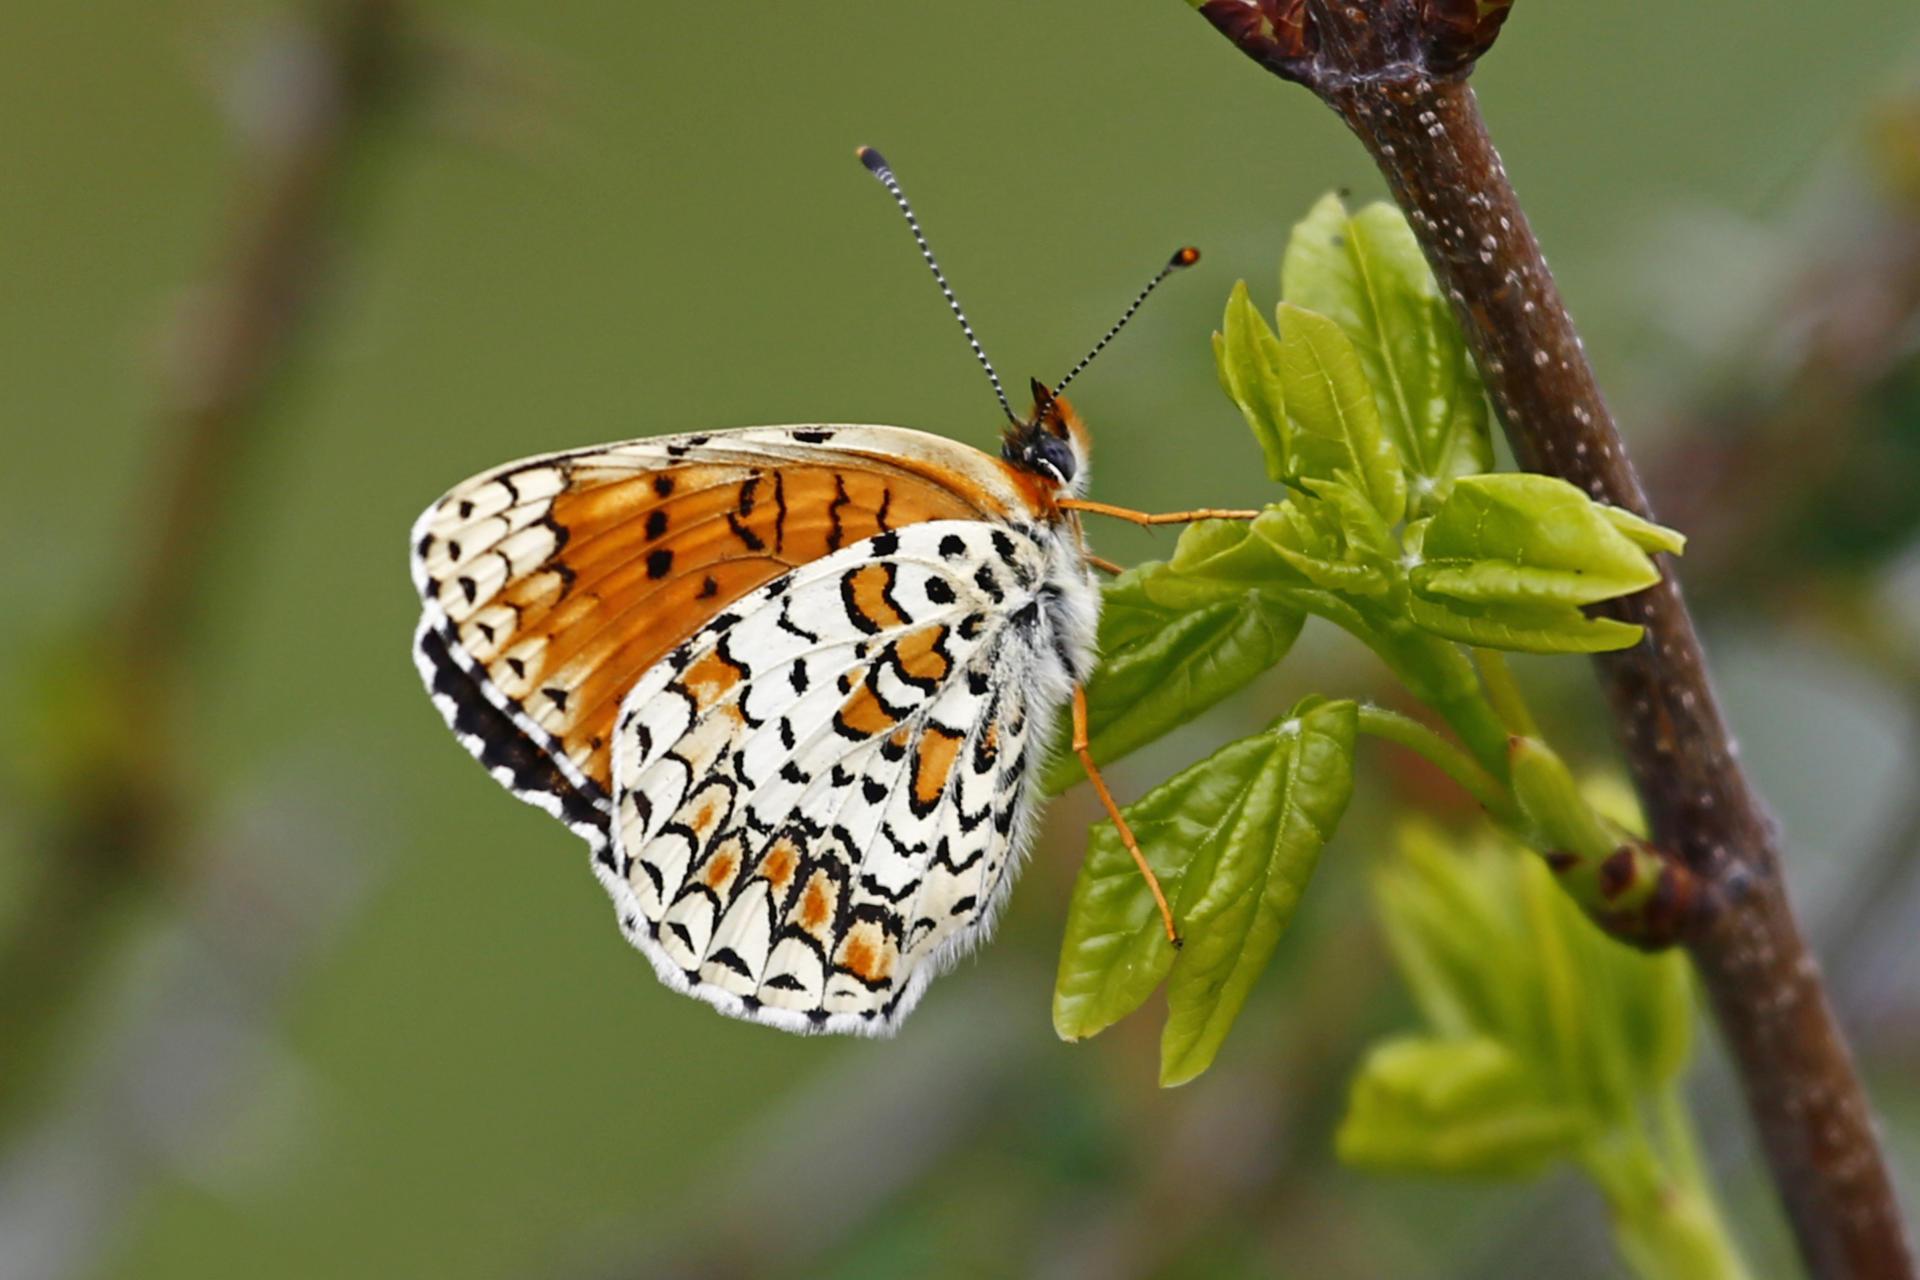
top-left (410, 426), bottom-right (1029, 795)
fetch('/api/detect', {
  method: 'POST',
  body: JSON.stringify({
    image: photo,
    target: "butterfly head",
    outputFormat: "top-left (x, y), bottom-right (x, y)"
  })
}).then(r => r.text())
top-left (1004, 377), bottom-right (1091, 498)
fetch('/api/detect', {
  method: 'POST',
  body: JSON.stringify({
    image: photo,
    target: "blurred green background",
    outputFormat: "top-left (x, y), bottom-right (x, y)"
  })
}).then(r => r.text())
top-left (3, 2), bottom-right (1918, 1277)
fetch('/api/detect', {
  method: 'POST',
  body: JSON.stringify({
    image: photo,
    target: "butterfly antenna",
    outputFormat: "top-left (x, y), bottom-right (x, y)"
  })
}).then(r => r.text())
top-left (1052, 246), bottom-right (1201, 396)
top-left (857, 146), bottom-right (1018, 426)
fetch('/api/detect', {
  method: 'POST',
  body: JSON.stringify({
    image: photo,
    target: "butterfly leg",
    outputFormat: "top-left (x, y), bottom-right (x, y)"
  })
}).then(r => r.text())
top-left (1057, 498), bottom-right (1261, 527)
top-left (1071, 684), bottom-right (1181, 948)
top-left (1087, 552), bottom-right (1124, 577)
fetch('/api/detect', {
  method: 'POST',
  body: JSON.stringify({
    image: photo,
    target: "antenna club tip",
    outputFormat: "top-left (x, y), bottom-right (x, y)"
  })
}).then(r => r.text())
top-left (856, 146), bottom-right (889, 174)
top-left (1171, 246), bottom-right (1201, 268)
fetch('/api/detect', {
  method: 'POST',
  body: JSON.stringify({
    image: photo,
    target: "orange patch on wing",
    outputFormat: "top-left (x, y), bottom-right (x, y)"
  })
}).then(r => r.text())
top-left (681, 649), bottom-right (743, 710)
top-left (893, 625), bottom-right (952, 685)
top-left (704, 851), bottom-right (736, 891)
top-left (759, 838), bottom-right (800, 896)
top-left (845, 563), bottom-right (907, 632)
top-left (797, 873), bottom-right (835, 933)
top-left (911, 725), bottom-right (966, 811)
top-left (434, 458), bottom-right (1008, 793)
top-left (836, 682), bottom-right (900, 738)
top-left (688, 790), bottom-right (731, 842)
top-left (836, 921), bottom-right (895, 985)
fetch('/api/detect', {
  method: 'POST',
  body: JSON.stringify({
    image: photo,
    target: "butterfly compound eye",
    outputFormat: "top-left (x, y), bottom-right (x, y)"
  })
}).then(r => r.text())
top-left (1031, 433), bottom-right (1076, 484)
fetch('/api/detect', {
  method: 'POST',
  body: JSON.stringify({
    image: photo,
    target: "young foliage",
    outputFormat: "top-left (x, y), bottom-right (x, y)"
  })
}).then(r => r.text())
top-left (1213, 281), bottom-right (1289, 481)
top-left (1338, 820), bottom-right (1747, 1280)
top-left (1407, 474), bottom-right (1682, 653)
top-left (1275, 303), bottom-right (1406, 524)
top-left (1053, 698), bottom-right (1355, 1086)
top-left (1055, 192), bottom-right (1686, 1087)
top-left (1282, 193), bottom-right (1493, 501)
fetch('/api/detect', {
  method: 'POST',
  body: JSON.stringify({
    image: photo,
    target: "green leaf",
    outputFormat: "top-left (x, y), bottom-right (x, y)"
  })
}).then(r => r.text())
top-left (1355, 820), bottom-right (1698, 1166)
top-left (1275, 303), bottom-right (1407, 524)
top-left (1043, 563), bottom-right (1304, 793)
top-left (1053, 698), bottom-right (1357, 1088)
top-left (1407, 595), bottom-right (1646, 655)
top-left (1414, 473), bottom-right (1664, 608)
top-left (1283, 193), bottom-right (1493, 496)
top-left (1404, 474), bottom-right (1676, 654)
top-left (1164, 509), bottom-right (1306, 592)
top-left (1161, 505), bottom-right (1391, 603)
top-left (1336, 1036), bottom-right (1591, 1178)
top-left (1599, 503), bottom-right (1688, 556)
top-left (1214, 281), bottom-right (1289, 481)
top-left (1299, 474), bottom-right (1397, 565)
top-left (1373, 822), bottom-right (1529, 1041)
top-left (1160, 696), bottom-right (1357, 1085)
top-left (1053, 731), bottom-right (1281, 1043)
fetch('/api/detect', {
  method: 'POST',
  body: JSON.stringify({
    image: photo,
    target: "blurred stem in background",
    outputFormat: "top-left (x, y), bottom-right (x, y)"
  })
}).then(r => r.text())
top-left (0, 0), bottom-right (414, 1138)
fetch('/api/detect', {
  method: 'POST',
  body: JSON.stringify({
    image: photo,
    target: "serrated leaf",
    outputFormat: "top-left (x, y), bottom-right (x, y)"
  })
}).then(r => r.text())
top-left (1275, 303), bottom-right (1407, 524)
top-left (1414, 474), bottom-right (1662, 608)
top-left (1159, 696), bottom-right (1357, 1085)
top-left (1053, 700), bottom-right (1356, 1080)
top-left (1283, 194), bottom-right (1493, 496)
top-left (1336, 1036), bottom-right (1591, 1178)
top-left (1407, 594), bottom-right (1645, 654)
top-left (1053, 732), bottom-right (1282, 1043)
top-left (1043, 563), bottom-right (1304, 794)
top-left (1215, 281), bottom-right (1289, 481)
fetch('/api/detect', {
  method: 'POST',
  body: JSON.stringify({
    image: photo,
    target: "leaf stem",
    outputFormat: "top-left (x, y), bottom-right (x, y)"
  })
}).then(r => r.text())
top-left (1355, 704), bottom-right (1512, 822)
top-left (1579, 1093), bottom-right (1753, 1280)
top-left (1474, 648), bottom-right (1538, 737)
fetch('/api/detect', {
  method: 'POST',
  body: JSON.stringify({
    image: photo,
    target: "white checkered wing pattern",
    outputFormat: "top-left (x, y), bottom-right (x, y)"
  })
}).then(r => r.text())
top-left (602, 519), bottom-right (1065, 1035)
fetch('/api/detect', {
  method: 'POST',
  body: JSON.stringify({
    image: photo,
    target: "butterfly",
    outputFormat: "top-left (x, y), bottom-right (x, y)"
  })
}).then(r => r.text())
top-left (409, 148), bottom-right (1250, 1036)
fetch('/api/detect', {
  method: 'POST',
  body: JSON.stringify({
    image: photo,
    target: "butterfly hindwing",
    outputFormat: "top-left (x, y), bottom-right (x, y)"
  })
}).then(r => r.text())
top-left (603, 519), bottom-right (1062, 1035)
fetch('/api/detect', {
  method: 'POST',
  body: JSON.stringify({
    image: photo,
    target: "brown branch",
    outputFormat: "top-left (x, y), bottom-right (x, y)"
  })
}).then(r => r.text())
top-left (0, 0), bottom-right (413, 1136)
top-left (1189, 2), bottom-right (1914, 1276)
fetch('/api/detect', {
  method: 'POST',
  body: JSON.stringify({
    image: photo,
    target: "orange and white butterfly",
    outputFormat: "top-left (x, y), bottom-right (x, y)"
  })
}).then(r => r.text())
top-left (409, 149), bottom-right (1227, 1036)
